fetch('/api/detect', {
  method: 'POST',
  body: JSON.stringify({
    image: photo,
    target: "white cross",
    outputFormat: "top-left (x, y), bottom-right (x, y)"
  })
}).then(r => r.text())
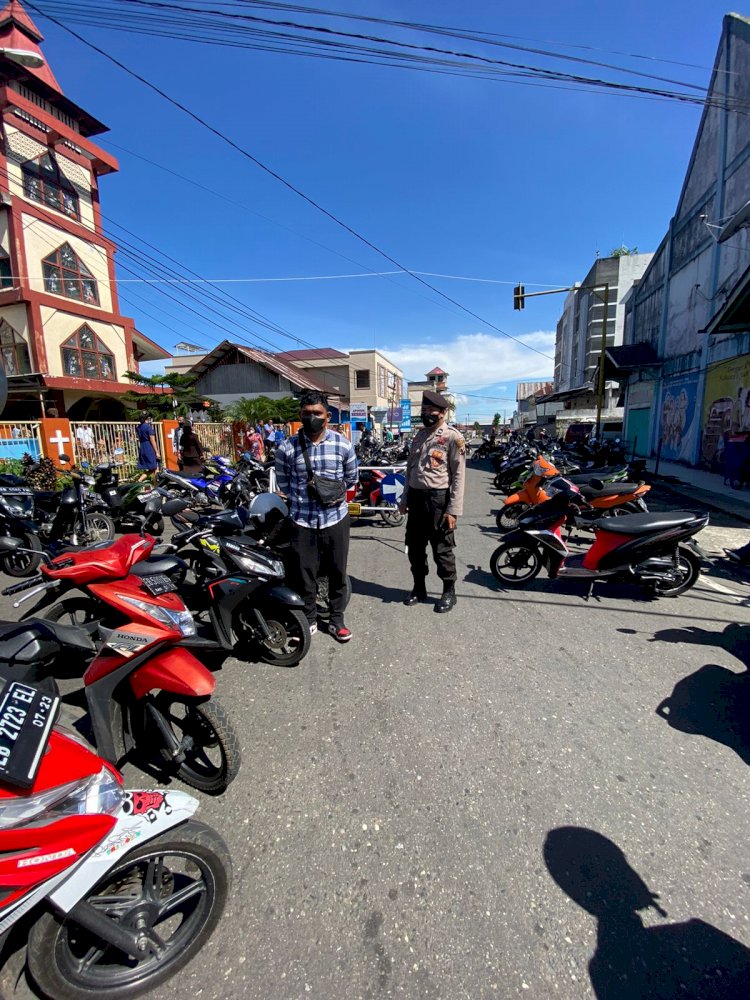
top-left (49, 429), bottom-right (70, 456)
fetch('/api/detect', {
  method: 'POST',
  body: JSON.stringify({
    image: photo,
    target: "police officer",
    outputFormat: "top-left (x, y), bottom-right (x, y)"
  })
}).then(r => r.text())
top-left (399, 390), bottom-right (466, 613)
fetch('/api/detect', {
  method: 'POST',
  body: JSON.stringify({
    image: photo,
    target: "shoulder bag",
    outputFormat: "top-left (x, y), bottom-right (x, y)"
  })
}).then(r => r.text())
top-left (298, 429), bottom-right (347, 507)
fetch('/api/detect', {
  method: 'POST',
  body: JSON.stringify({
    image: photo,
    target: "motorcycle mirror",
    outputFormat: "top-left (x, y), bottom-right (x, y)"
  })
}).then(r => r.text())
top-left (113, 448), bottom-right (124, 456)
top-left (248, 492), bottom-right (288, 522)
top-left (59, 454), bottom-right (71, 464)
top-left (162, 498), bottom-right (188, 516)
top-left (0, 537), bottom-right (21, 552)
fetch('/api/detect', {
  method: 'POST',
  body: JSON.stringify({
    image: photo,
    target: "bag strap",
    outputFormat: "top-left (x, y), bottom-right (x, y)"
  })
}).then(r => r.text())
top-left (297, 428), bottom-right (314, 480)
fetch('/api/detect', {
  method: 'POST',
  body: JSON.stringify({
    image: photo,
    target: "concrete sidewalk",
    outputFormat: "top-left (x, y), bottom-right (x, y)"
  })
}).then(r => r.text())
top-left (646, 457), bottom-right (750, 524)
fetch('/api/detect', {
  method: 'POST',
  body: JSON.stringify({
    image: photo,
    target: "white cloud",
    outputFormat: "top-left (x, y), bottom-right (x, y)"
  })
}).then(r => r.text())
top-left (381, 331), bottom-right (555, 386)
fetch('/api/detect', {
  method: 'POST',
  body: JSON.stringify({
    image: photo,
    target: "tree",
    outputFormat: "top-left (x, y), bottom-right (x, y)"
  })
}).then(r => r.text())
top-left (223, 395), bottom-right (299, 425)
top-left (473, 420), bottom-right (481, 434)
top-left (610, 244), bottom-right (639, 257)
top-left (123, 370), bottom-right (205, 419)
top-left (492, 413), bottom-right (502, 427)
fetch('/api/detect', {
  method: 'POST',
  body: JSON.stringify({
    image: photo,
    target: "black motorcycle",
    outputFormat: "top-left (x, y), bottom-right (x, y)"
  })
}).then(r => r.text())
top-left (26, 456), bottom-right (115, 549)
top-left (91, 463), bottom-right (165, 534)
top-left (0, 485), bottom-right (43, 576)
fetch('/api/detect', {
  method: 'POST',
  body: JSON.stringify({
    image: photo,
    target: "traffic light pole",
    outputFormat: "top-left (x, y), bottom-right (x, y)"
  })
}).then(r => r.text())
top-left (513, 281), bottom-right (611, 438)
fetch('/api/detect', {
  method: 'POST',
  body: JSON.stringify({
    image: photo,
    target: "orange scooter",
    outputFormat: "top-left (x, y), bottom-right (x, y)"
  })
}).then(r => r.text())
top-left (496, 458), bottom-right (651, 532)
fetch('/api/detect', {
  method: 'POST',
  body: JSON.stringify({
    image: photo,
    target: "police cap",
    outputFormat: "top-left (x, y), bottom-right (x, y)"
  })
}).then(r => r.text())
top-left (422, 390), bottom-right (450, 410)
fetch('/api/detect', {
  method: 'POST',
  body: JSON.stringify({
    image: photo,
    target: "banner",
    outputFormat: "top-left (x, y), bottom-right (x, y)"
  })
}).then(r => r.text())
top-left (350, 402), bottom-right (368, 421)
top-left (701, 355), bottom-right (750, 468)
top-left (658, 373), bottom-right (699, 463)
top-left (400, 398), bottom-right (411, 432)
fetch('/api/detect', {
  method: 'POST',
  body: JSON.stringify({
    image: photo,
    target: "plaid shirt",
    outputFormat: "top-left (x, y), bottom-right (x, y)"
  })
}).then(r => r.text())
top-left (275, 429), bottom-right (359, 528)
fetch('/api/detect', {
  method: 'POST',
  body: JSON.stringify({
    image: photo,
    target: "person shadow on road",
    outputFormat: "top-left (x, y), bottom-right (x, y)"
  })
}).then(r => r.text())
top-left (543, 826), bottom-right (750, 999)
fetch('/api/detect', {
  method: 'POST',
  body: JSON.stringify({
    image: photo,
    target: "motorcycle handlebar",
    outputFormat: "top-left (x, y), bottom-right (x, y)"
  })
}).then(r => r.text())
top-left (2, 574), bottom-right (44, 595)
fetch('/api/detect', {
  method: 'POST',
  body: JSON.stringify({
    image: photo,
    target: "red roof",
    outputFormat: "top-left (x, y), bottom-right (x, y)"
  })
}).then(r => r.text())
top-left (0, 1), bottom-right (62, 93)
top-left (426, 367), bottom-right (448, 376)
top-left (188, 341), bottom-right (343, 397)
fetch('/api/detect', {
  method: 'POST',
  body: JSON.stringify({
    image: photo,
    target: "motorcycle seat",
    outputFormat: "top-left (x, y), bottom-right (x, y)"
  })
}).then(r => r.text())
top-left (579, 482), bottom-right (642, 498)
top-left (130, 554), bottom-right (187, 578)
top-left (596, 511), bottom-right (702, 536)
top-left (0, 619), bottom-right (94, 664)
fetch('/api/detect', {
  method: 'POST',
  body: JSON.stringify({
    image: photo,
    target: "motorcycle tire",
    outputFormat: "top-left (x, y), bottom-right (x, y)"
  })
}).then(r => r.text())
top-left (1, 531), bottom-right (42, 577)
top-left (496, 503), bottom-right (530, 532)
top-left (490, 541), bottom-right (542, 587)
top-left (644, 546), bottom-right (701, 599)
top-left (379, 506), bottom-right (404, 527)
top-left (44, 596), bottom-right (110, 630)
top-left (245, 605), bottom-right (311, 667)
top-left (27, 819), bottom-right (230, 1000)
top-left (137, 694), bottom-right (240, 794)
top-left (72, 512), bottom-right (115, 544)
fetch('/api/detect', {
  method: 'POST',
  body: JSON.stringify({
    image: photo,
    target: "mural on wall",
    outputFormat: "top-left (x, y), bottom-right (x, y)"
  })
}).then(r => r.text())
top-left (700, 355), bottom-right (750, 470)
top-left (659, 373), bottom-right (700, 463)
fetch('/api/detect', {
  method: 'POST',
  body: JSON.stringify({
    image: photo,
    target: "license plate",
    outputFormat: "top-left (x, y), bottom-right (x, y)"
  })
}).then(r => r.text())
top-left (347, 503), bottom-right (362, 516)
top-left (0, 682), bottom-right (59, 789)
top-left (141, 574), bottom-right (177, 596)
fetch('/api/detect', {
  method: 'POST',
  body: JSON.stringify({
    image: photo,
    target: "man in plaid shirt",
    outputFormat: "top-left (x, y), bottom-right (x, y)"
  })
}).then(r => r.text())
top-left (276, 390), bottom-right (359, 642)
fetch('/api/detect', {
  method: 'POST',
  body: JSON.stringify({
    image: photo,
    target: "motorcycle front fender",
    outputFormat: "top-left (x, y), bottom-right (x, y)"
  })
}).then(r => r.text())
top-left (505, 492), bottom-right (523, 506)
top-left (262, 585), bottom-right (304, 607)
top-left (130, 647), bottom-right (216, 700)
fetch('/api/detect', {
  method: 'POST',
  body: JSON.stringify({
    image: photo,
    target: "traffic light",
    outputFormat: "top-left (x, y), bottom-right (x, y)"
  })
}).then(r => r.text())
top-left (513, 283), bottom-right (525, 310)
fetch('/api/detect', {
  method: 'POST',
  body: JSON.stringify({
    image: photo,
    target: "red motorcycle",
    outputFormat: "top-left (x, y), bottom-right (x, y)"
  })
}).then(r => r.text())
top-left (347, 468), bottom-right (406, 526)
top-left (0, 534), bottom-right (240, 794)
top-left (0, 668), bottom-right (230, 998)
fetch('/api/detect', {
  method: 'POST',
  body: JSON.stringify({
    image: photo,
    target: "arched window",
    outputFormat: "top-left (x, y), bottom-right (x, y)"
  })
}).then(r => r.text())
top-left (61, 325), bottom-right (115, 381)
top-left (42, 243), bottom-right (99, 305)
top-left (22, 152), bottom-right (79, 219)
top-left (0, 320), bottom-right (30, 376)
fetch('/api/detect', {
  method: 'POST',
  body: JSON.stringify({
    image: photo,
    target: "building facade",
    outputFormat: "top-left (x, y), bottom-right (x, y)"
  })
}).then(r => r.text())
top-left (0, 0), bottom-right (168, 418)
top-left (614, 13), bottom-right (750, 468)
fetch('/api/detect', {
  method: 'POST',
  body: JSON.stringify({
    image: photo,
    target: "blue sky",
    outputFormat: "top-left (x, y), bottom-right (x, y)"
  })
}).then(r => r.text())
top-left (30, 0), bottom-right (732, 419)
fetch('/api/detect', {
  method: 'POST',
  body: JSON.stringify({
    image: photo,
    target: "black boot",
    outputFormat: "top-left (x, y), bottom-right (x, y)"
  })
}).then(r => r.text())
top-left (403, 581), bottom-right (428, 606)
top-left (435, 585), bottom-right (457, 614)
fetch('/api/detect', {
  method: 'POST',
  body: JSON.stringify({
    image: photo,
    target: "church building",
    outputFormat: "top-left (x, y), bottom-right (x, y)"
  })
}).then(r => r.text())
top-left (0, 0), bottom-right (168, 418)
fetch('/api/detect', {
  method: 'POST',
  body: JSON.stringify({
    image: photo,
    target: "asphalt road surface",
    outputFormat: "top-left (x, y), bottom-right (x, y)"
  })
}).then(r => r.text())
top-left (2, 465), bottom-right (750, 1000)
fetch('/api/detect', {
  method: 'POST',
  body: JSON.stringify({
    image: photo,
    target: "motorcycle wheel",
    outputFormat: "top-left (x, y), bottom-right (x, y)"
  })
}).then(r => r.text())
top-left (73, 512), bottom-right (115, 544)
top-left (241, 606), bottom-right (311, 667)
top-left (644, 546), bottom-right (700, 599)
top-left (45, 596), bottom-right (109, 629)
top-left (140, 695), bottom-right (240, 794)
top-left (490, 542), bottom-right (542, 586)
top-left (379, 506), bottom-right (404, 526)
top-left (1, 531), bottom-right (42, 577)
top-left (493, 474), bottom-right (506, 492)
top-left (496, 503), bottom-right (529, 532)
top-left (27, 820), bottom-right (230, 1000)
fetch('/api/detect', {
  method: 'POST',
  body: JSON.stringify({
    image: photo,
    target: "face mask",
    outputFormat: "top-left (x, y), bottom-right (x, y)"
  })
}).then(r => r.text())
top-left (302, 415), bottom-right (326, 435)
top-left (421, 412), bottom-right (440, 427)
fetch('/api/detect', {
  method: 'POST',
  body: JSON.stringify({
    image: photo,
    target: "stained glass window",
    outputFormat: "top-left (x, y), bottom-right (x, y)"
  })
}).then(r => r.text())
top-left (60, 325), bottom-right (115, 381)
top-left (0, 320), bottom-right (30, 376)
top-left (43, 243), bottom-right (99, 305)
top-left (22, 153), bottom-right (80, 220)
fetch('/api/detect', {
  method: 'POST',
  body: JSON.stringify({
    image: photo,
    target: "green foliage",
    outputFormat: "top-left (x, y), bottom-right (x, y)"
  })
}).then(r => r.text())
top-left (610, 244), bottom-right (639, 257)
top-left (472, 421), bottom-right (481, 433)
top-left (123, 370), bottom-right (206, 419)
top-left (223, 395), bottom-right (299, 425)
top-left (492, 412), bottom-right (502, 427)
top-left (0, 458), bottom-right (26, 479)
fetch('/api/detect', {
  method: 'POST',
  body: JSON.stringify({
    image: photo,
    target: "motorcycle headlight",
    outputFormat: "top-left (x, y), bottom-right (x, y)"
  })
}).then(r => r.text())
top-left (117, 595), bottom-right (197, 636)
top-left (0, 767), bottom-right (123, 830)
top-left (234, 553), bottom-right (284, 578)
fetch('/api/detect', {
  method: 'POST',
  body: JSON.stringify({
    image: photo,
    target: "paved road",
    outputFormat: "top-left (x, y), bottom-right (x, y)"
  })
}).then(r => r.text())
top-left (2, 466), bottom-right (750, 999)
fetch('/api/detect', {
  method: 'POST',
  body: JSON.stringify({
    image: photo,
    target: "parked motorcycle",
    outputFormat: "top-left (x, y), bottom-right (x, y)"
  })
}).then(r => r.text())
top-left (0, 534), bottom-right (241, 793)
top-left (489, 488), bottom-right (708, 598)
top-left (0, 669), bottom-right (230, 998)
top-left (91, 463), bottom-right (165, 534)
top-left (29, 455), bottom-right (115, 549)
top-left (0, 484), bottom-right (42, 577)
top-left (349, 467), bottom-right (405, 526)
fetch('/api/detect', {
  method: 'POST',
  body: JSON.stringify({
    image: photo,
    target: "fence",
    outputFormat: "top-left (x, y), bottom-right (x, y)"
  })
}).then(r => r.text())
top-left (0, 421), bottom-right (42, 463)
top-left (191, 422), bottom-right (233, 457)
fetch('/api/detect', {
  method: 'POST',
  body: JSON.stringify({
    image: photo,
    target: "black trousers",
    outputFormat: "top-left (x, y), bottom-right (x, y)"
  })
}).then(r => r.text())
top-left (405, 488), bottom-right (457, 587)
top-left (290, 515), bottom-right (351, 626)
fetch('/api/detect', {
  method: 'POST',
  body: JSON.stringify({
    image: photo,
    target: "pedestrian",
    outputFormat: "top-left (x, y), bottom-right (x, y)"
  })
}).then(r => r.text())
top-left (274, 423), bottom-right (285, 448)
top-left (180, 420), bottom-right (205, 475)
top-left (275, 390), bottom-right (359, 642)
top-left (172, 415), bottom-right (186, 469)
top-left (399, 390), bottom-right (466, 613)
top-left (136, 412), bottom-right (160, 475)
top-left (247, 424), bottom-right (265, 462)
top-left (265, 420), bottom-right (275, 447)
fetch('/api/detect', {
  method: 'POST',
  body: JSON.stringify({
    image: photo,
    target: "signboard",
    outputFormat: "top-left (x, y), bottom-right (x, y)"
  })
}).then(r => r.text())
top-left (701, 354), bottom-right (750, 469)
top-left (659, 373), bottom-right (699, 463)
top-left (350, 402), bottom-right (368, 421)
top-left (386, 406), bottom-right (402, 424)
top-left (400, 399), bottom-right (411, 432)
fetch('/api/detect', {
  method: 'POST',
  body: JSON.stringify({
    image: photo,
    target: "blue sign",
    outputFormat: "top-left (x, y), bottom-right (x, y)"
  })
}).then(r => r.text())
top-left (380, 473), bottom-right (405, 503)
top-left (400, 399), bottom-right (411, 432)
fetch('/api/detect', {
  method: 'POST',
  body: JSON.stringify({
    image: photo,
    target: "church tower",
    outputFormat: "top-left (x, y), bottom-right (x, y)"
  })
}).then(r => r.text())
top-left (0, 0), bottom-right (167, 417)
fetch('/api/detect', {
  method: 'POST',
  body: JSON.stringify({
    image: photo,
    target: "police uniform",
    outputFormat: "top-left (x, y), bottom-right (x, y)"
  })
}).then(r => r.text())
top-left (403, 391), bottom-right (466, 613)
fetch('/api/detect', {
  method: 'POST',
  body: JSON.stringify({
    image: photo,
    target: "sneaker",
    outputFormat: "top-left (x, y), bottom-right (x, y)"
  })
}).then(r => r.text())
top-left (309, 622), bottom-right (318, 636)
top-left (328, 623), bottom-right (352, 643)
